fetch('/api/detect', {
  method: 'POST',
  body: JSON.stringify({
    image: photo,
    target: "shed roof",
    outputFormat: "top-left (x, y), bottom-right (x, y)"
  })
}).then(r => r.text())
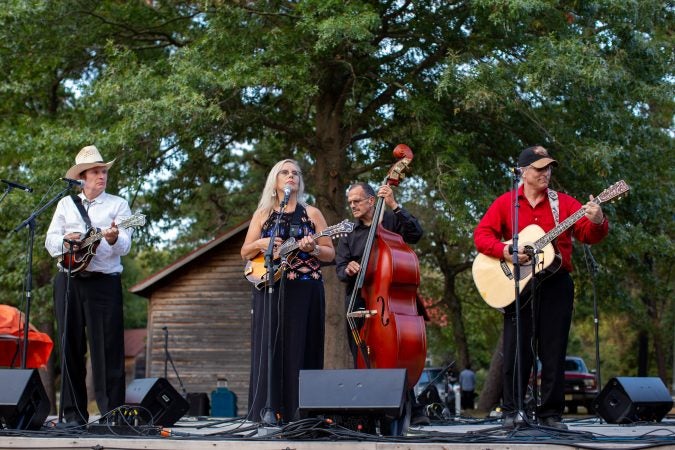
top-left (129, 219), bottom-right (250, 298)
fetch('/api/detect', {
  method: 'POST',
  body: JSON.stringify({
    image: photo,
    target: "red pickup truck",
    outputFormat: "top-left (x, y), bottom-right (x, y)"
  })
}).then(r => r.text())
top-left (563, 356), bottom-right (599, 414)
top-left (527, 356), bottom-right (599, 414)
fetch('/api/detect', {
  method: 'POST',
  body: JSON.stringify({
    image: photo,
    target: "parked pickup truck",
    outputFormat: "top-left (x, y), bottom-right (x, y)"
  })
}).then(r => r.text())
top-left (528, 356), bottom-right (599, 414)
top-left (564, 356), bottom-right (599, 414)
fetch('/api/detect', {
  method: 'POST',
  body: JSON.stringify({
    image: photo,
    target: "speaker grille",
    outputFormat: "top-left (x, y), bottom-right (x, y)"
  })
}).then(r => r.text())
top-left (595, 377), bottom-right (672, 424)
top-left (0, 369), bottom-right (50, 430)
top-left (299, 369), bottom-right (406, 416)
top-left (125, 378), bottom-right (189, 426)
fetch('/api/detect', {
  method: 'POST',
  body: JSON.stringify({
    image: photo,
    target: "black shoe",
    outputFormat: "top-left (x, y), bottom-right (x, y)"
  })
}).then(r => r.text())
top-left (540, 416), bottom-right (568, 430)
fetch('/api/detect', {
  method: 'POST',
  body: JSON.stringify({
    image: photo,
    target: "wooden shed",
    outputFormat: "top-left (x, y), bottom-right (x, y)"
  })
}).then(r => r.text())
top-left (129, 220), bottom-right (252, 416)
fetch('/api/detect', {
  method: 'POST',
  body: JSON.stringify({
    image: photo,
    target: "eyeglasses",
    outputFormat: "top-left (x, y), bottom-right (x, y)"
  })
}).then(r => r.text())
top-left (348, 197), bottom-right (372, 206)
top-left (279, 169), bottom-right (301, 177)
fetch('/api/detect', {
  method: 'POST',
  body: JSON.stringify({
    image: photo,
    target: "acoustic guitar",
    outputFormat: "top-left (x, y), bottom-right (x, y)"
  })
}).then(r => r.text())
top-left (57, 213), bottom-right (147, 275)
top-left (472, 180), bottom-right (629, 309)
top-left (244, 219), bottom-right (354, 289)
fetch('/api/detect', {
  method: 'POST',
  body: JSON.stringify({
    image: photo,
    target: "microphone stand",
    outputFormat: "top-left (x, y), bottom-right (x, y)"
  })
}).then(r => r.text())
top-left (526, 249), bottom-right (542, 421)
top-left (416, 361), bottom-right (455, 414)
top-left (162, 326), bottom-right (187, 396)
top-left (583, 244), bottom-right (602, 396)
top-left (57, 242), bottom-right (77, 424)
top-left (0, 185), bottom-right (13, 206)
top-left (260, 194), bottom-right (289, 427)
top-left (164, 326), bottom-right (169, 379)
top-left (508, 169), bottom-right (528, 427)
top-left (13, 185), bottom-right (73, 369)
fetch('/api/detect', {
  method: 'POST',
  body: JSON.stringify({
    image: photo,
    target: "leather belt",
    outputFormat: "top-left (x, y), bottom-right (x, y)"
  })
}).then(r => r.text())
top-left (77, 271), bottom-right (120, 278)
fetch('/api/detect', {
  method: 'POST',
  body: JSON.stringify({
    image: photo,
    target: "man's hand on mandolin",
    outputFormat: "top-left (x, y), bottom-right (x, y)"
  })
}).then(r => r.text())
top-left (102, 221), bottom-right (119, 245)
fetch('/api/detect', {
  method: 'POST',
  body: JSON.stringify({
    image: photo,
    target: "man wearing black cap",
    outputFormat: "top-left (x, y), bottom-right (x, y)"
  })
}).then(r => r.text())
top-left (474, 146), bottom-right (608, 429)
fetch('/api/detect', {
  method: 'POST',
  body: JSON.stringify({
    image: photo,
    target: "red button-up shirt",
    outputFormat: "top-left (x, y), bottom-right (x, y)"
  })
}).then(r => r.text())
top-left (474, 185), bottom-right (609, 273)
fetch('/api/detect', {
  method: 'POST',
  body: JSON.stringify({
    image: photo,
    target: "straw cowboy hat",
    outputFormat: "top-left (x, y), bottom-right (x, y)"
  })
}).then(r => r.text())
top-left (65, 145), bottom-right (116, 179)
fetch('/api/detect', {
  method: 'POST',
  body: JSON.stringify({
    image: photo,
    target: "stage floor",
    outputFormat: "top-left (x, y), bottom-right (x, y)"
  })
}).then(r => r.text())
top-left (1, 414), bottom-right (674, 450)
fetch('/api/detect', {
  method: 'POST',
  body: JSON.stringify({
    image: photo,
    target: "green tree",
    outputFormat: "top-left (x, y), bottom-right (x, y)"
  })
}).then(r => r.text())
top-left (0, 1), bottom-right (672, 411)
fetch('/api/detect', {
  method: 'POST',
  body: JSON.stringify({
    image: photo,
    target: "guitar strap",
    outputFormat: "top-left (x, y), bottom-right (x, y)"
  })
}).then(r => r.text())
top-left (547, 189), bottom-right (559, 226)
top-left (71, 194), bottom-right (93, 231)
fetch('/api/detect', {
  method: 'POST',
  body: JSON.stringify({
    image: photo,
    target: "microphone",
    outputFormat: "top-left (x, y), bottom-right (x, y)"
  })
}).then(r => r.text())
top-left (511, 167), bottom-right (523, 176)
top-left (62, 177), bottom-right (85, 188)
top-left (280, 183), bottom-right (292, 207)
top-left (1, 179), bottom-right (33, 193)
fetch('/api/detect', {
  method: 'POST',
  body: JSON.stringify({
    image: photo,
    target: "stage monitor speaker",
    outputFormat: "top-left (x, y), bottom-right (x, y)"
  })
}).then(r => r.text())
top-left (298, 368), bottom-right (406, 418)
top-left (594, 377), bottom-right (673, 424)
top-left (125, 378), bottom-right (189, 427)
top-left (0, 369), bottom-right (50, 430)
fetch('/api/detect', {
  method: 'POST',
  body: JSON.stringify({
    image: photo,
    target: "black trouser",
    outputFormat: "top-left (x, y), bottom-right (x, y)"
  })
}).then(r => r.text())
top-left (501, 271), bottom-right (574, 419)
top-left (344, 294), bottom-right (365, 367)
top-left (461, 390), bottom-right (475, 410)
top-left (54, 272), bottom-right (125, 424)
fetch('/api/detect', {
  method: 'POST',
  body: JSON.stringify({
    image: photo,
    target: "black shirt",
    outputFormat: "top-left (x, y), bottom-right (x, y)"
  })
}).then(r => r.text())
top-left (335, 207), bottom-right (423, 296)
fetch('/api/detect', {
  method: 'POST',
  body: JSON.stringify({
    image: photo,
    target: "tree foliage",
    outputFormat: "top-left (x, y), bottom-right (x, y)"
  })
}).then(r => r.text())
top-left (0, 0), bottom-right (672, 406)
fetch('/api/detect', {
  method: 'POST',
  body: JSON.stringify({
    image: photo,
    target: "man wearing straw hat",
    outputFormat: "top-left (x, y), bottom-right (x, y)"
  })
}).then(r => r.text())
top-left (45, 145), bottom-right (133, 426)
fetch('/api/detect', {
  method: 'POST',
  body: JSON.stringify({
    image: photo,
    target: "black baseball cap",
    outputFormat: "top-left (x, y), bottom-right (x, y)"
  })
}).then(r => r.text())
top-left (518, 146), bottom-right (558, 168)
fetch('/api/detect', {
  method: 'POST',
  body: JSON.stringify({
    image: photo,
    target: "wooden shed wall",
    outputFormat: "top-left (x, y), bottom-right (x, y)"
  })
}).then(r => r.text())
top-left (145, 234), bottom-right (251, 416)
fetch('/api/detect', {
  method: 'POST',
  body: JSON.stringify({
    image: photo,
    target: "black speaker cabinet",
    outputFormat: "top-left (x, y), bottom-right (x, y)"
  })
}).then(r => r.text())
top-left (594, 377), bottom-right (673, 424)
top-left (125, 378), bottom-right (189, 426)
top-left (0, 369), bottom-right (50, 430)
top-left (299, 368), bottom-right (407, 418)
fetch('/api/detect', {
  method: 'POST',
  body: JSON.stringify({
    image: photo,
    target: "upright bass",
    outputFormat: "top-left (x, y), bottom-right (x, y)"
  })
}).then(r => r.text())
top-left (346, 144), bottom-right (426, 390)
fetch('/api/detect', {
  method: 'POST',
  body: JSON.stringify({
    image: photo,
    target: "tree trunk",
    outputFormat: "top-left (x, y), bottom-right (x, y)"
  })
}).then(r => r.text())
top-left (311, 133), bottom-right (352, 370)
top-left (650, 312), bottom-right (668, 382)
top-left (637, 331), bottom-right (648, 377)
top-left (443, 277), bottom-right (470, 369)
top-left (477, 334), bottom-right (503, 413)
top-left (322, 274), bottom-right (351, 369)
top-left (311, 62), bottom-right (354, 370)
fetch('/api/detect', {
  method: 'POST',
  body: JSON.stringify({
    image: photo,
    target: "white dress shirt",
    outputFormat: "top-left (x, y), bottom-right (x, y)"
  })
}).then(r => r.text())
top-left (45, 191), bottom-right (133, 274)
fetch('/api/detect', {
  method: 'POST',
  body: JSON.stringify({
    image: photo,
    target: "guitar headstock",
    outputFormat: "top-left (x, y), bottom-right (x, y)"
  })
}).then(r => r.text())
top-left (323, 219), bottom-right (355, 238)
top-left (596, 180), bottom-right (630, 204)
top-left (120, 213), bottom-right (147, 228)
top-left (385, 144), bottom-right (413, 187)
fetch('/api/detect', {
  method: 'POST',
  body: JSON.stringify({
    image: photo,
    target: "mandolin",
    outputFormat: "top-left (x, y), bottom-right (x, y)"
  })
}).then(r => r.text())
top-left (244, 219), bottom-right (354, 289)
top-left (57, 213), bottom-right (146, 275)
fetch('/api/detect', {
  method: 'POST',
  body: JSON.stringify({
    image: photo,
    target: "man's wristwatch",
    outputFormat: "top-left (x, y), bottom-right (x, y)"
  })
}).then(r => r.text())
top-left (393, 204), bottom-right (402, 213)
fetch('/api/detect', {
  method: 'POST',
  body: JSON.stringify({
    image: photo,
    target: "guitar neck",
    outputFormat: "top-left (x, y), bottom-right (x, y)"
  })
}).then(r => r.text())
top-left (284, 230), bottom-right (326, 253)
top-left (533, 199), bottom-right (598, 249)
top-left (81, 218), bottom-right (137, 248)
